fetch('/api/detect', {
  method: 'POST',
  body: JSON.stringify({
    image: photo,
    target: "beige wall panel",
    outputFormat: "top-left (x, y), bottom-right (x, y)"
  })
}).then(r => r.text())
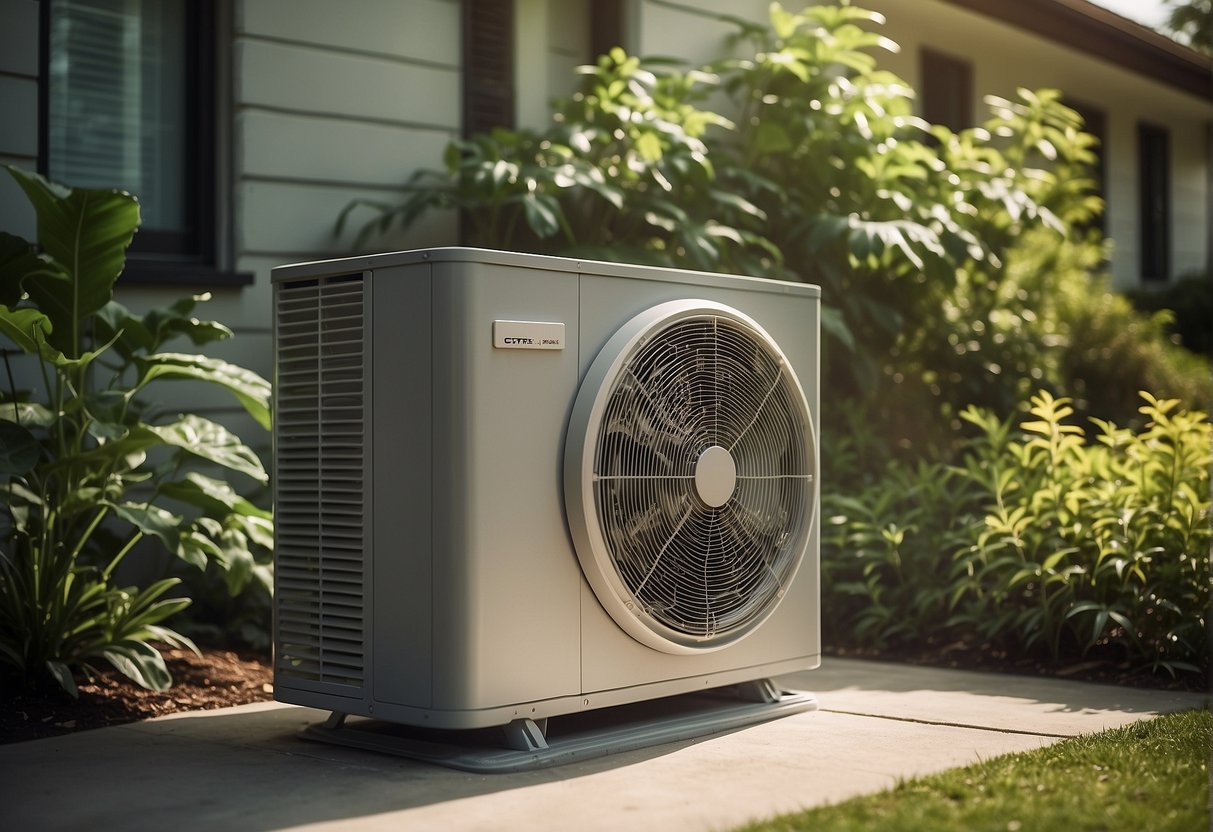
top-left (238, 110), bottom-right (453, 186)
top-left (0, 0), bottom-right (38, 75)
top-left (235, 39), bottom-right (460, 128)
top-left (636, 0), bottom-right (767, 63)
top-left (0, 154), bottom-right (37, 238)
top-left (238, 180), bottom-right (457, 256)
top-left (0, 77), bottom-right (37, 158)
top-left (238, 0), bottom-right (459, 66)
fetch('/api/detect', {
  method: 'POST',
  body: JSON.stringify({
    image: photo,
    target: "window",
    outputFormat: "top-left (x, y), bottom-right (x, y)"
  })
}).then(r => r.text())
top-left (920, 49), bottom-right (972, 133)
top-left (1138, 122), bottom-right (1170, 282)
top-left (43, 0), bottom-right (242, 284)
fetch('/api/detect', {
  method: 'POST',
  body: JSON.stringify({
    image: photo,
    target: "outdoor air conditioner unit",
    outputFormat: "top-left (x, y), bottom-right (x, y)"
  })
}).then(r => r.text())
top-left (270, 248), bottom-right (820, 767)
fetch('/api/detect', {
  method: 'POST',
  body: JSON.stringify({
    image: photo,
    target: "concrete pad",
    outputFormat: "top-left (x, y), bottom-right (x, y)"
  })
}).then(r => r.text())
top-left (1, 659), bottom-right (1206, 832)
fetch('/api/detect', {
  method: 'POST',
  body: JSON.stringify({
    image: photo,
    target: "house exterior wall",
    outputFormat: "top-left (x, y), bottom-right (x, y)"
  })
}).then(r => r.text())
top-left (868, 0), bottom-right (1211, 288)
top-left (0, 0), bottom-right (39, 239)
top-left (630, 0), bottom-right (1213, 289)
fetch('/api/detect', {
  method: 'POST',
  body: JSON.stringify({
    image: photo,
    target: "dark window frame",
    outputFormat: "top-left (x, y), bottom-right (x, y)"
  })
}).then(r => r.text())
top-left (37, 0), bottom-right (249, 287)
top-left (920, 48), bottom-right (973, 133)
top-left (1138, 121), bottom-right (1171, 283)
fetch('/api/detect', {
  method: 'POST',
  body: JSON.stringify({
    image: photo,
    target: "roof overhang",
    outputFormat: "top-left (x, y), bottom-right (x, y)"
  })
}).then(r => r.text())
top-left (940, 0), bottom-right (1212, 101)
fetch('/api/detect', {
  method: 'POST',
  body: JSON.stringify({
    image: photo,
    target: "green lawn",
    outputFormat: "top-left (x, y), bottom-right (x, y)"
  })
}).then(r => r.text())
top-left (737, 710), bottom-right (1210, 832)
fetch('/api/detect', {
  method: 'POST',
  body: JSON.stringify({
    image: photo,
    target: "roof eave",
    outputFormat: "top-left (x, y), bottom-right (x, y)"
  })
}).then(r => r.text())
top-left (939, 0), bottom-right (1213, 101)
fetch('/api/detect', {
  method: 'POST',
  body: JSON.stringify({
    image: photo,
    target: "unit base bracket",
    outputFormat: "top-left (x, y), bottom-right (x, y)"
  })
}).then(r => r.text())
top-left (298, 681), bottom-right (816, 773)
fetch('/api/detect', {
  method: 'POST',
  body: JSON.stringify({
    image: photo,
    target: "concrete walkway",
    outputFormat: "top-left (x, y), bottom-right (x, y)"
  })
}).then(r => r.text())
top-left (2, 659), bottom-right (1205, 832)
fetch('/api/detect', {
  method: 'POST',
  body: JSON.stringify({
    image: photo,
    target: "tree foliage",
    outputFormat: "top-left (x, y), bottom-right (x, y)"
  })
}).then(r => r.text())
top-left (340, 2), bottom-right (1209, 454)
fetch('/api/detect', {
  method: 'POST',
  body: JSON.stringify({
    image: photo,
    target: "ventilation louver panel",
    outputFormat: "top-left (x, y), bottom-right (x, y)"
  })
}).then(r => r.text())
top-left (569, 302), bottom-right (816, 654)
top-left (274, 275), bottom-right (367, 690)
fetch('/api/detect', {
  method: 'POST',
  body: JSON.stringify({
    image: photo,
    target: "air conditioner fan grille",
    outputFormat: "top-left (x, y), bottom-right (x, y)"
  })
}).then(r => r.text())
top-left (591, 314), bottom-right (813, 642)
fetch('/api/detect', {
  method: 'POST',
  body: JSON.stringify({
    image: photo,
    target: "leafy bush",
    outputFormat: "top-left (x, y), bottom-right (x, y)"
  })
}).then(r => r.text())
top-left (0, 167), bottom-right (272, 694)
top-left (338, 48), bottom-right (780, 277)
top-left (1058, 274), bottom-right (1213, 424)
top-left (824, 390), bottom-right (1210, 678)
top-left (341, 3), bottom-right (1201, 456)
top-left (1127, 273), bottom-right (1213, 359)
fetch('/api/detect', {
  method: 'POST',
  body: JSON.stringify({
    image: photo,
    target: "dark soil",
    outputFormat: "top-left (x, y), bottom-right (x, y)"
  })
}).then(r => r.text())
top-left (1, 646), bottom-right (273, 745)
top-left (2, 639), bottom-right (1203, 746)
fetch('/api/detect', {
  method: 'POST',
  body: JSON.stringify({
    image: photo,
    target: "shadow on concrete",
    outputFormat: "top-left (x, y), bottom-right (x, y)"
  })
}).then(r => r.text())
top-left (4, 700), bottom-right (759, 832)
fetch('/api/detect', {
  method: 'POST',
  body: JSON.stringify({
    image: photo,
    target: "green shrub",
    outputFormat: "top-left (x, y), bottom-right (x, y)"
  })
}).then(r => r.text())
top-left (1127, 273), bottom-right (1213, 359)
top-left (0, 167), bottom-right (272, 694)
top-left (344, 3), bottom-right (1192, 456)
top-left (824, 390), bottom-right (1210, 678)
top-left (1058, 275), bottom-right (1213, 424)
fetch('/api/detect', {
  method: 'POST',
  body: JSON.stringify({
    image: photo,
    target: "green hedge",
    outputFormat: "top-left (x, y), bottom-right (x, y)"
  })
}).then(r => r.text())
top-left (823, 390), bottom-right (1211, 678)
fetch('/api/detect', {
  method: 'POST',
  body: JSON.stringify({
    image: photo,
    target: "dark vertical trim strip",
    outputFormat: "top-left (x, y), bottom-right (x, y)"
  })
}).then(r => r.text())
top-left (36, 0), bottom-right (49, 175)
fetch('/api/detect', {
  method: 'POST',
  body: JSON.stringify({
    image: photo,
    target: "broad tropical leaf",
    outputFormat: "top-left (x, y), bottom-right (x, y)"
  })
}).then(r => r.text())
top-left (135, 353), bottom-right (271, 430)
top-left (6, 166), bottom-right (140, 355)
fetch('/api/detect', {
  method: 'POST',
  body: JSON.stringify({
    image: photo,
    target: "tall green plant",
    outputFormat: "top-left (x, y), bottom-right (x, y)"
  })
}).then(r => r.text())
top-left (0, 167), bottom-right (272, 694)
top-left (825, 389), bottom-right (1211, 678)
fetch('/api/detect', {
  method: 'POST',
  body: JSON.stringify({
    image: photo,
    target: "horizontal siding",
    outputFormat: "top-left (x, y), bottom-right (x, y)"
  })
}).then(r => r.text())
top-left (239, 110), bottom-right (454, 187)
top-left (0, 1), bottom-right (40, 239)
top-left (238, 180), bottom-right (457, 256)
top-left (235, 39), bottom-right (460, 128)
top-left (0, 0), bottom-right (38, 75)
top-left (636, 0), bottom-right (767, 62)
top-left (225, 0), bottom-right (464, 390)
top-left (0, 154), bottom-right (37, 239)
top-left (0, 76), bottom-right (37, 158)
top-left (238, 0), bottom-right (459, 66)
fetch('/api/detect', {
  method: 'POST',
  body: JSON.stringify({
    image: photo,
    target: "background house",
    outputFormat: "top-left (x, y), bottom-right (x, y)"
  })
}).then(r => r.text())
top-left (1, 0), bottom-right (1210, 440)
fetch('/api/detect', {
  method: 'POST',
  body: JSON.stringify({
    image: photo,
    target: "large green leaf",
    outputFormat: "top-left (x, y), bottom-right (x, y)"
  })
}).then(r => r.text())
top-left (144, 414), bottom-right (269, 483)
top-left (6, 166), bottom-right (140, 355)
top-left (96, 296), bottom-right (232, 359)
top-left (109, 502), bottom-right (183, 552)
top-left (98, 640), bottom-right (172, 691)
top-left (0, 306), bottom-right (55, 356)
top-left (160, 472), bottom-right (272, 520)
top-left (135, 353), bottom-right (271, 430)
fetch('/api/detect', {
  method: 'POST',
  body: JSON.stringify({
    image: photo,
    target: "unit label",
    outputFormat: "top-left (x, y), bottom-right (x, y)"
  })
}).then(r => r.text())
top-left (493, 320), bottom-right (566, 350)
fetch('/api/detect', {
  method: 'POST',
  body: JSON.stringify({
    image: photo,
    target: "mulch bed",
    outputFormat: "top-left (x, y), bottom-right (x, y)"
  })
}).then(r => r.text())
top-left (1, 647), bottom-right (273, 745)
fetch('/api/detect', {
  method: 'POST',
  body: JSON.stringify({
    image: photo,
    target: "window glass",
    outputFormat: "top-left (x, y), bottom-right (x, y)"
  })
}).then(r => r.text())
top-left (48, 0), bottom-right (188, 233)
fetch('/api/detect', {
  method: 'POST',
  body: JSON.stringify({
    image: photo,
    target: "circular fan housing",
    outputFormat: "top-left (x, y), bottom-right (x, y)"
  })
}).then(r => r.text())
top-left (565, 300), bottom-right (817, 654)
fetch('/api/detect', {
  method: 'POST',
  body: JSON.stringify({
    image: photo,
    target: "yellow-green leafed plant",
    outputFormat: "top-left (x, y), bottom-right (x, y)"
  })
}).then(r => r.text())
top-left (823, 389), bottom-right (1210, 679)
top-left (0, 167), bottom-right (272, 695)
top-left (951, 390), bottom-right (1210, 676)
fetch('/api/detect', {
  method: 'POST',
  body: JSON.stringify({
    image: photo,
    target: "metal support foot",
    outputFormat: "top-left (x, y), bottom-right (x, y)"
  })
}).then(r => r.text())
top-left (735, 678), bottom-right (782, 704)
top-left (503, 717), bottom-right (549, 751)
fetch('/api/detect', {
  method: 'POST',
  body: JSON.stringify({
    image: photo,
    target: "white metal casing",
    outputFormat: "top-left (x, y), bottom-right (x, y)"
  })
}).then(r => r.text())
top-left (271, 247), bottom-right (821, 730)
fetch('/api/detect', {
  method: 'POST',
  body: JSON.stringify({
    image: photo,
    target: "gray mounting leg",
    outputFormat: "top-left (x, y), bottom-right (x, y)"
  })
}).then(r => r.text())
top-left (503, 717), bottom-right (549, 751)
top-left (735, 678), bottom-right (782, 704)
top-left (324, 711), bottom-right (348, 729)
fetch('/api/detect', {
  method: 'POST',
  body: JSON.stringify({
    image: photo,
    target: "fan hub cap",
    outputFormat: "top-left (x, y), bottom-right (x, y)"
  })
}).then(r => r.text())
top-left (694, 445), bottom-right (737, 508)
